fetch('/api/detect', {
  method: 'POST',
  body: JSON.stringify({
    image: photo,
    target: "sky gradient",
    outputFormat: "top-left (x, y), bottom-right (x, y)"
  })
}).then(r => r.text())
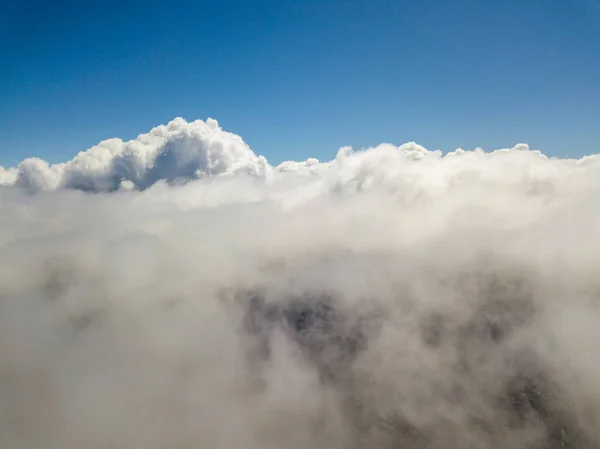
top-left (1, 0), bottom-right (599, 167)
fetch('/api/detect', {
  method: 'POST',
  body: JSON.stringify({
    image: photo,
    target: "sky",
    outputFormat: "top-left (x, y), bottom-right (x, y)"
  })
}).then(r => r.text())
top-left (4, 2), bottom-right (600, 446)
top-left (1, 0), bottom-right (599, 168)
top-left (5, 92), bottom-right (600, 446)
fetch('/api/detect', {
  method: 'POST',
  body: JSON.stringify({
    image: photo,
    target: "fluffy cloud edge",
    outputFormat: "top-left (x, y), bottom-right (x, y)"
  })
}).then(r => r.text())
top-left (3, 117), bottom-right (599, 193)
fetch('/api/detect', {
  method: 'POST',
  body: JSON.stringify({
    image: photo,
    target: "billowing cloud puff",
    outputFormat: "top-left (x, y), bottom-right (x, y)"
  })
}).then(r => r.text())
top-left (0, 165), bottom-right (18, 186)
top-left (9, 118), bottom-right (270, 193)
top-left (2, 118), bottom-right (600, 448)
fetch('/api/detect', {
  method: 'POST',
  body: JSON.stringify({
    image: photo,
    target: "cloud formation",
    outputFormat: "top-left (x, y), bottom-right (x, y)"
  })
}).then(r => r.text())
top-left (8, 118), bottom-right (270, 192)
top-left (4, 117), bottom-right (600, 201)
top-left (1, 118), bottom-right (600, 448)
top-left (0, 165), bottom-right (17, 186)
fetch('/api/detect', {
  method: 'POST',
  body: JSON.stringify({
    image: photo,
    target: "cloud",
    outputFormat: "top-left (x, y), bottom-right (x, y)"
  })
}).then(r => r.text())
top-left (7, 117), bottom-right (271, 193)
top-left (4, 117), bottom-right (600, 200)
top-left (0, 165), bottom-right (17, 186)
top-left (1, 118), bottom-right (600, 448)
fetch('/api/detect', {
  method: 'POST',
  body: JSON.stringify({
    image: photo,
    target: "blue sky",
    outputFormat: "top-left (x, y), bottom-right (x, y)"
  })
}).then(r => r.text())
top-left (1, 0), bottom-right (599, 167)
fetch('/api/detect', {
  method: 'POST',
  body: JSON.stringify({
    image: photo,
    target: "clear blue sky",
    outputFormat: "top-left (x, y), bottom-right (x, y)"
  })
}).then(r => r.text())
top-left (1, 0), bottom-right (599, 167)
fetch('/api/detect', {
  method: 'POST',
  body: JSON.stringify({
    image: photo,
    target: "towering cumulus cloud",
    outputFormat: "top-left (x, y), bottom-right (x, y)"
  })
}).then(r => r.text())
top-left (1, 118), bottom-right (600, 448)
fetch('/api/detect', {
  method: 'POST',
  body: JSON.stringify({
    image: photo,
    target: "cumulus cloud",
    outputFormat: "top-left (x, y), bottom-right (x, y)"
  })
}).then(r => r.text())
top-left (7, 118), bottom-right (270, 193)
top-left (1, 119), bottom-right (600, 448)
top-left (0, 165), bottom-right (18, 186)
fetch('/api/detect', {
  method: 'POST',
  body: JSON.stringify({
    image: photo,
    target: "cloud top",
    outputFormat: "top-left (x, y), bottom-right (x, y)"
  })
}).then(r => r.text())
top-left (5, 116), bottom-right (599, 196)
top-left (9, 118), bottom-right (270, 192)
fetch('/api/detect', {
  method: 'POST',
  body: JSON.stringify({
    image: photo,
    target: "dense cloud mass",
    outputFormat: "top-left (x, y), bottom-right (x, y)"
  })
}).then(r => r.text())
top-left (1, 118), bottom-right (600, 448)
top-left (3, 118), bottom-right (270, 192)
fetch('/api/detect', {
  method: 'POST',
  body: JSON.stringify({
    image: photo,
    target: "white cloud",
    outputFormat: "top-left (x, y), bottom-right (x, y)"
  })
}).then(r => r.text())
top-left (1, 118), bottom-right (600, 448)
top-left (4, 117), bottom-right (598, 201)
top-left (0, 165), bottom-right (18, 186)
top-left (7, 118), bottom-right (270, 193)
top-left (15, 158), bottom-right (65, 191)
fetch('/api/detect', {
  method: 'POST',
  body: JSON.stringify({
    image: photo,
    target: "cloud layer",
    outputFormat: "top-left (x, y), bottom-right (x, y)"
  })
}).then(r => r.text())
top-left (5, 116), bottom-right (599, 196)
top-left (1, 119), bottom-right (600, 448)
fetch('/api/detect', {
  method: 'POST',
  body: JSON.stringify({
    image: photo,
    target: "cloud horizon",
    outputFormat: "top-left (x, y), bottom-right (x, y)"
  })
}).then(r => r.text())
top-left (3, 117), bottom-right (596, 195)
top-left (1, 117), bottom-right (600, 448)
